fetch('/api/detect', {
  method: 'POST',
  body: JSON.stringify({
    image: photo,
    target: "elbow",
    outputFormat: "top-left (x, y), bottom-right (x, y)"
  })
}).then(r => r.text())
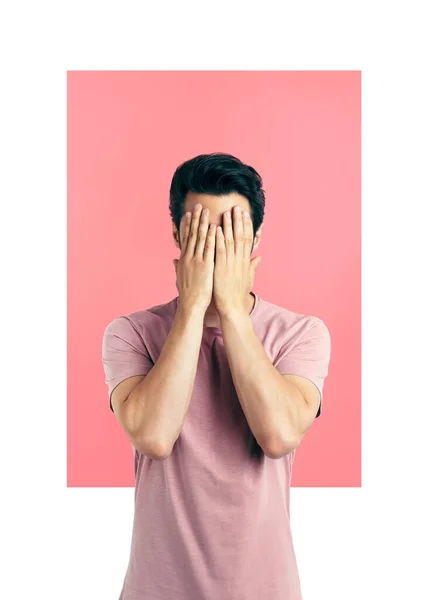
top-left (261, 433), bottom-right (303, 459)
top-left (122, 400), bottom-right (173, 460)
top-left (147, 442), bottom-right (173, 461)
top-left (134, 436), bottom-right (173, 460)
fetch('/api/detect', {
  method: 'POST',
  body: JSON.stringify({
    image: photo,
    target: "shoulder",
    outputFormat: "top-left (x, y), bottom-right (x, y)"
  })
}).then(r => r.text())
top-left (104, 296), bottom-right (178, 340)
top-left (256, 295), bottom-right (329, 343)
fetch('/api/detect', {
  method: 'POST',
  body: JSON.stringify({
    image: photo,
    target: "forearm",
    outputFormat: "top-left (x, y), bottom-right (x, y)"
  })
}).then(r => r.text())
top-left (220, 310), bottom-right (312, 454)
top-left (125, 303), bottom-right (205, 456)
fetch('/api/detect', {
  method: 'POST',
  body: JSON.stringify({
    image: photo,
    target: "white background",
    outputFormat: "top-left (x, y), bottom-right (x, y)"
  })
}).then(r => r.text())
top-left (1, 1), bottom-right (436, 598)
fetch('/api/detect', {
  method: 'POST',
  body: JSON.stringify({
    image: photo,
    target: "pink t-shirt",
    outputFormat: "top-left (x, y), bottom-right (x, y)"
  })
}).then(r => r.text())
top-left (102, 291), bottom-right (331, 600)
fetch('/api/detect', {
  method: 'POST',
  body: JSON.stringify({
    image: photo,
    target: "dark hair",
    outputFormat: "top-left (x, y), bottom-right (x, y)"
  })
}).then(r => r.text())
top-left (169, 153), bottom-right (265, 241)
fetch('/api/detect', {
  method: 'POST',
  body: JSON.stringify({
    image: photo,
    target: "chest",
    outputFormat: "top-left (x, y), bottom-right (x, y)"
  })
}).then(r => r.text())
top-left (186, 337), bottom-right (249, 441)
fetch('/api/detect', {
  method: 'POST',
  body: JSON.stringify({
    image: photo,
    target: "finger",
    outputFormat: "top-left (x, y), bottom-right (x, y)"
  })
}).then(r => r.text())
top-left (215, 225), bottom-right (226, 263)
top-left (232, 205), bottom-right (244, 260)
top-left (242, 210), bottom-right (253, 261)
top-left (195, 207), bottom-right (210, 259)
top-left (179, 212), bottom-right (191, 258)
top-left (186, 203), bottom-right (202, 258)
top-left (223, 209), bottom-right (234, 261)
top-left (204, 222), bottom-right (216, 261)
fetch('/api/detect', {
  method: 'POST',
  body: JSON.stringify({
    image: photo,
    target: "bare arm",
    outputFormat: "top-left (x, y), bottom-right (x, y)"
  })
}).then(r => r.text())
top-left (117, 304), bottom-right (205, 458)
top-left (212, 204), bottom-right (330, 459)
top-left (220, 311), bottom-right (322, 458)
top-left (112, 204), bottom-right (216, 459)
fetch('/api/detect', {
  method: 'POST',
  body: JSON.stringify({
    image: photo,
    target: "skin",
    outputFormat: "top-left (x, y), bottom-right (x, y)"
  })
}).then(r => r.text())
top-left (171, 192), bottom-right (262, 327)
top-left (110, 192), bottom-right (321, 460)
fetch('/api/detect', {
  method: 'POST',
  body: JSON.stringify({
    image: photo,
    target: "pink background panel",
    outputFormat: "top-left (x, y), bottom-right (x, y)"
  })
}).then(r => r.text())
top-left (67, 71), bottom-right (361, 487)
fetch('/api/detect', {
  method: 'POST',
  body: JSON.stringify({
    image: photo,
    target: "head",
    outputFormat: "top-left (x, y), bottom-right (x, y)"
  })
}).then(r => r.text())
top-left (169, 153), bottom-right (265, 254)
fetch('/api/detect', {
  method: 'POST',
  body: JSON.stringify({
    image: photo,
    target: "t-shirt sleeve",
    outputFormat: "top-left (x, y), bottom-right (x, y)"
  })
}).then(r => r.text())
top-left (102, 316), bottom-right (155, 412)
top-left (274, 318), bottom-right (331, 418)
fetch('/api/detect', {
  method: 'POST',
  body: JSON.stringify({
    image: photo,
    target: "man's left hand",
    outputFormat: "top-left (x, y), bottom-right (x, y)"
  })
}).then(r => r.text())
top-left (213, 205), bottom-right (262, 317)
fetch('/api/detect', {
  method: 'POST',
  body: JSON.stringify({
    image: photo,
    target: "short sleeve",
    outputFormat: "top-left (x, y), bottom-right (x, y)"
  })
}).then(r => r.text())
top-left (102, 316), bottom-right (154, 412)
top-left (274, 318), bottom-right (331, 418)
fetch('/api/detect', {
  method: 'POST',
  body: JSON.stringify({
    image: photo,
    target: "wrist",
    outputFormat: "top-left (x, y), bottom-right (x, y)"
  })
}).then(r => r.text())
top-left (218, 305), bottom-right (250, 324)
top-left (176, 301), bottom-right (206, 323)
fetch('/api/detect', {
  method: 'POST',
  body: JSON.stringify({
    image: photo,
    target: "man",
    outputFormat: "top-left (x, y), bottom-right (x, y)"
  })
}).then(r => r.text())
top-left (102, 152), bottom-right (331, 600)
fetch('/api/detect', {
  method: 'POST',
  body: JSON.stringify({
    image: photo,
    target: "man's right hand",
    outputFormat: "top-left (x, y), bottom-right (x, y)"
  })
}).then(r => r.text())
top-left (172, 203), bottom-right (216, 313)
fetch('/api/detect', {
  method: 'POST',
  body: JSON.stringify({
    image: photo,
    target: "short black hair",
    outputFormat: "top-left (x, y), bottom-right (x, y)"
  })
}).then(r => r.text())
top-left (169, 153), bottom-right (266, 239)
